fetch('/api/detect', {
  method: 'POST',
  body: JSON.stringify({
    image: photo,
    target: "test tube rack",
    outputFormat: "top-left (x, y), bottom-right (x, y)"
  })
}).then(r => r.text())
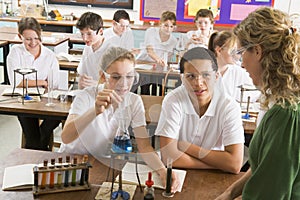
top-left (32, 160), bottom-right (92, 196)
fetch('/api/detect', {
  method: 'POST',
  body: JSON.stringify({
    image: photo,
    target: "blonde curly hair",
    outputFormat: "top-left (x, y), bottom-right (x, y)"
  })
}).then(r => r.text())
top-left (234, 7), bottom-right (300, 110)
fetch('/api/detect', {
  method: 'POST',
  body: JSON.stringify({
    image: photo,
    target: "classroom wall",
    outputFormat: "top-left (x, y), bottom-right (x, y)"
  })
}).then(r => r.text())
top-left (45, 0), bottom-right (298, 25)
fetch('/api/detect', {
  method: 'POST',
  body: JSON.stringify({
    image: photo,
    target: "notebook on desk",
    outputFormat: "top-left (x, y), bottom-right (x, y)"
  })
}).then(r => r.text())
top-left (115, 162), bottom-right (186, 192)
top-left (2, 164), bottom-right (36, 191)
top-left (1, 87), bottom-right (45, 96)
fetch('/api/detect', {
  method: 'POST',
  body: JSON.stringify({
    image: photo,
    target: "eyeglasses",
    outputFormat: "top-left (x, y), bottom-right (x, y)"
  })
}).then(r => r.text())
top-left (230, 44), bottom-right (255, 57)
top-left (230, 44), bottom-right (255, 63)
top-left (161, 23), bottom-right (176, 29)
top-left (115, 22), bottom-right (130, 28)
top-left (184, 71), bottom-right (215, 81)
top-left (103, 71), bottom-right (139, 85)
top-left (80, 30), bottom-right (97, 38)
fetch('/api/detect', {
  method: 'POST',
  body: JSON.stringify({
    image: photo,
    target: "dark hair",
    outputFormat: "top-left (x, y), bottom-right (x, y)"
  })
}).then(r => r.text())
top-left (113, 10), bottom-right (130, 22)
top-left (160, 11), bottom-right (177, 25)
top-left (208, 31), bottom-right (236, 55)
top-left (18, 17), bottom-right (42, 41)
top-left (179, 47), bottom-right (218, 73)
top-left (76, 12), bottom-right (103, 32)
top-left (194, 9), bottom-right (214, 24)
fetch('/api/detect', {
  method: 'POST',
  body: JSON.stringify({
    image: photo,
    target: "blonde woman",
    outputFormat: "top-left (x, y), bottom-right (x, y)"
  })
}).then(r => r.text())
top-left (216, 7), bottom-right (300, 199)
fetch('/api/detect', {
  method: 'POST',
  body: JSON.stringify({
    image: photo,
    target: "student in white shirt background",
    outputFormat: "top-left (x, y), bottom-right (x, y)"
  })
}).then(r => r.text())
top-left (208, 30), bottom-right (261, 103)
top-left (76, 12), bottom-right (112, 89)
top-left (6, 17), bottom-right (60, 151)
top-left (185, 9), bottom-right (214, 50)
top-left (103, 10), bottom-right (135, 52)
top-left (137, 11), bottom-right (178, 95)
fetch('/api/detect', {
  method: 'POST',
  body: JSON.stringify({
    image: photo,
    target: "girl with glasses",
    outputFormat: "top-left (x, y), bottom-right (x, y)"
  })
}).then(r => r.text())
top-left (216, 7), bottom-right (300, 199)
top-left (59, 46), bottom-right (180, 193)
top-left (6, 17), bottom-right (60, 150)
top-left (208, 30), bottom-right (261, 103)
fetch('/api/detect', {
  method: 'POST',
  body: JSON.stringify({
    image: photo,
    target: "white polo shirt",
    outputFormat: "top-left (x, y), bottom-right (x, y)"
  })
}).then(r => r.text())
top-left (222, 64), bottom-right (261, 102)
top-left (137, 27), bottom-right (177, 62)
top-left (59, 84), bottom-right (146, 159)
top-left (155, 79), bottom-right (244, 150)
top-left (186, 30), bottom-right (209, 49)
top-left (7, 43), bottom-right (59, 88)
top-left (77, 39), bottom-right (113, 81)
top-left (103, 27), bottom-right (134, 50)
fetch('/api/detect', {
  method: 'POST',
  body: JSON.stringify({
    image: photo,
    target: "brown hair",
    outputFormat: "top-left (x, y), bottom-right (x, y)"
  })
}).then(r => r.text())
top-left (76, 12), bottom-right (103, 32)
top-left (160, 11), bottom-right (176, 25)
top-left (208, 31), bottom-right (236, 55)
top-left (18, 17), bottom-right (42, 41)
top-left (113, 10), bottom-right (130, 22)
top-left (194, 9), bottom-right (214, 24)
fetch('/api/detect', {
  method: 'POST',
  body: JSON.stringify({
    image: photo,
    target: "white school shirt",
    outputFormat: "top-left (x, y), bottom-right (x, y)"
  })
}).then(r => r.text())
top-left (137, 27), bottom-right (177, 62)
top-left (7, 43), bottom-right (59, 88)
top-left (222, 64), bottom-right (261, 102)
top-left (155, 79), bottom-right (244, 150)
top-left (186, 30), bottom-right (209, 50)
top-left (59, 84), bottom-right (146, 159)
top-left (103, 27), bottom-right (134, 50)
top-left (77, 39), bottom-right (113, 81)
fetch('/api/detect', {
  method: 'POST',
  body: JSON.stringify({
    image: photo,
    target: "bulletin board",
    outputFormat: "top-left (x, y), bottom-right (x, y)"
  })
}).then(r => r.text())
top-left (140, 0), bottom-right (275, 26)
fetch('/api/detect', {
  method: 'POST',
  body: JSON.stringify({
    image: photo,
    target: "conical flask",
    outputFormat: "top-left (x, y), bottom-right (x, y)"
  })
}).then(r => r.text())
top-left (111, 98), bottom-right (132, 154)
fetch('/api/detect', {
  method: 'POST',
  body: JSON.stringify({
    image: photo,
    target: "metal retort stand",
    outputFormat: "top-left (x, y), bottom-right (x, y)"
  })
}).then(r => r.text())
top-left (12, 68), bottom-right (41, 104)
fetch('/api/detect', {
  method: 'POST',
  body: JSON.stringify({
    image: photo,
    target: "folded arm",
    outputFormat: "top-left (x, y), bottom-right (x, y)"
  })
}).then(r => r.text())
top-left (178, 140), bottom-right (244, 174)
top-left (160, 136), bottom-right (213, 169)
top-left (160, 136), bottom-right (244, 174)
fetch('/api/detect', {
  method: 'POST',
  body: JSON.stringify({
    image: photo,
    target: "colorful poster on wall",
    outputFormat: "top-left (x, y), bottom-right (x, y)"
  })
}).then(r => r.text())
top-left (144, 0), bottom-right (177, 18)
top-left (140, 0), bottom-right (274, 26)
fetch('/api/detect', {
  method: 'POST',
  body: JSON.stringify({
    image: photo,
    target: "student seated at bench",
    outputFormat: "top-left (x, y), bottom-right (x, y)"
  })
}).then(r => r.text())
top-left (155, 47), bottom-right (244, 174)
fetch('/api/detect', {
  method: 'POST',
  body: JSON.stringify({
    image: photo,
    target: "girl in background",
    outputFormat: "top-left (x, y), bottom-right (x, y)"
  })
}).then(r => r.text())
top-left (208, 31), bottom-right (261, 103)
top-left (7, 17), bottom-right (60, 150)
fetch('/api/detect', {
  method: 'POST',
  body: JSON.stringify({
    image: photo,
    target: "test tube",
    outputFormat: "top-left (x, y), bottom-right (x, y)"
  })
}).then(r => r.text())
top-left (46, 68), bottom-right (55, 107)
top-left (33, 166), bottom-right (39, 193)
top-left (162, 158), bottom-right (174, 197)
top-left (79, 155), bottom-right (88, 185)
top-left (64, 156), bottom-right (70, 187)
top-left (71, 157), bottom-right (77, 186)
top-left (49, 158), bottom-right (55, 188)
top-left (40, 159), bottom-right (48, 189)
top-left (57, 157), bottom-right (63, 187)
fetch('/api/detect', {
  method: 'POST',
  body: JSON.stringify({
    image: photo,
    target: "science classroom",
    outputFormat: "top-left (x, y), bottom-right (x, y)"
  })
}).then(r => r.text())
top-left (0, 0), bottom-right (300, 199)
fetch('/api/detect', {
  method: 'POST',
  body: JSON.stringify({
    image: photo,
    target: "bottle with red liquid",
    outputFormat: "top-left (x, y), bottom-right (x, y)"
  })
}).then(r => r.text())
top-left (144, 172), bottom-right (155, 200)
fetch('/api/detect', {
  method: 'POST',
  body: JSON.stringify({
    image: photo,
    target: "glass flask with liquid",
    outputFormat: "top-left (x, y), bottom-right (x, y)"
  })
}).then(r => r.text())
top-left (111, 98), bottom-right (133, 154)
